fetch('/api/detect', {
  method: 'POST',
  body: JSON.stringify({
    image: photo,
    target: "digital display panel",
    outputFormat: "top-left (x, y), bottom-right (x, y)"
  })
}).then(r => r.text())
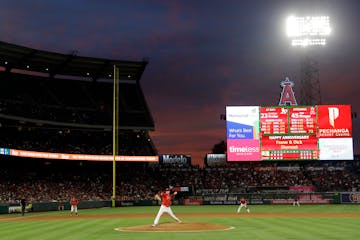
top-left (0, 148), bottom-right (159, 162)
top-left (260, 107), bottom-right (288, 134)
top-left (226, 105), bottom-right (353, 161)
top-left (289, 107), bottom-right (317, 134)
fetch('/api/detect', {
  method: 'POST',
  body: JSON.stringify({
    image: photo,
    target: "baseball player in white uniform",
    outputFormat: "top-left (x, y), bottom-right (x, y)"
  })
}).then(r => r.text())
top-left (152, 188), bottom-right (182, 227)
top-left (237, 197), bottom-right (250, 213)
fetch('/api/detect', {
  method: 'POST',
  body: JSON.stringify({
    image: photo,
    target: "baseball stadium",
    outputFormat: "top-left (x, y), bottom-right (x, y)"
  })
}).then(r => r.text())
top-left (1, 41), bottom-right (360, 240)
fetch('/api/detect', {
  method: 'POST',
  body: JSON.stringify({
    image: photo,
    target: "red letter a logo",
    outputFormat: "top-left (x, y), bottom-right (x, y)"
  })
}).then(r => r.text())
top-left (279, 77), bottom-right (297, 106)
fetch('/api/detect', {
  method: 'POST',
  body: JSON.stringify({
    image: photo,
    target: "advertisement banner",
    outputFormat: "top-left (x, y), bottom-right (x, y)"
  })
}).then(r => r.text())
top-left (289, 186), bottom-right (315, 192)
top-left (183, 198), bottom-right (203, 205)
top-left (341, 193), bottom-right (360, 203)
top-left (226, 106), bottom-right (260, 140)
top-left (159, 154), bottom-right (191, 165)
top-left (226, 106), bottom-right (260, 161)
top-left (318, 105), bottom-right (352, 138)
top-left (206, 154), bottom-right (227, 166)
top-left (319, 138), bottom-right (354, 160)
top-left (0, 148), bottom-right (11, 155)
top-left (9, 149), bottom-right (159, 162)
top-left (227, 139), bottom-right (260, 161)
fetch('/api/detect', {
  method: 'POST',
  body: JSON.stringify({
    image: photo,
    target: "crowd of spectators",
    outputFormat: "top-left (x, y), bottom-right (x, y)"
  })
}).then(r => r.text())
top-left (0, 71), bottom-right (155, 156)
top-left (0, 72), bottom-right (152, 126)
top-left (0, 119), bottom-right (155, 156)
top-left (1, 158), bottom-right (359, 203)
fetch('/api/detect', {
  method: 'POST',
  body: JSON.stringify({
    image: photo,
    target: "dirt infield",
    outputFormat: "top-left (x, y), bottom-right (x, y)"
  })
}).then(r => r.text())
top-left (115, 222), bottom-right (234, 232)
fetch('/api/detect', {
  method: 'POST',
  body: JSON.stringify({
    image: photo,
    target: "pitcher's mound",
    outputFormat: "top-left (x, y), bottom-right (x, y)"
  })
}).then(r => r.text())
top-left (115, 222), bottom-right (234, 232)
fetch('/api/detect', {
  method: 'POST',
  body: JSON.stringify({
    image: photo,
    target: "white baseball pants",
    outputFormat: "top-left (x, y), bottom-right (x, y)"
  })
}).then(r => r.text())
top-left (153, 205), bottom-right (181, 225)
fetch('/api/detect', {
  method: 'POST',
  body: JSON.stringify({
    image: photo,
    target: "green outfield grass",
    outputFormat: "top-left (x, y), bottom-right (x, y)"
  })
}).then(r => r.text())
top-left (1, 205), bottom-right (359, 240)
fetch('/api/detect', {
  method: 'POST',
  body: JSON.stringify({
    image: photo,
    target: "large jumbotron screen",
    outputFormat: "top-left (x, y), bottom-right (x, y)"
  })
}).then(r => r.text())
top-left (226, 105), bottom-right (353, 161)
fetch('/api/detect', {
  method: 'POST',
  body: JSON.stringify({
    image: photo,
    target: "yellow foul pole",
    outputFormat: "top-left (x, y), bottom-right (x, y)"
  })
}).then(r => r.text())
top-left (112, 65), bottom-right (119, 207)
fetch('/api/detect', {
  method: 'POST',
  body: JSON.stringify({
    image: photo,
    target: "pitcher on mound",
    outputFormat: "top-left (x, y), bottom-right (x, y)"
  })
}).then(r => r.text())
top-left (152, 187), bottom-right (182, 227)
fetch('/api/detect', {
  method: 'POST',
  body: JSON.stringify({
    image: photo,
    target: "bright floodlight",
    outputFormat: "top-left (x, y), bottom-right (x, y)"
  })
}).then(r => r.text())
top-left (286, 16), bottom-right (331, 47)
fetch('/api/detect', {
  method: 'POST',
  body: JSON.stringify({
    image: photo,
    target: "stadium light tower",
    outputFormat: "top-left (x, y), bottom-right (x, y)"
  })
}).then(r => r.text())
top-left (286, 15), bottom-right (331, 105)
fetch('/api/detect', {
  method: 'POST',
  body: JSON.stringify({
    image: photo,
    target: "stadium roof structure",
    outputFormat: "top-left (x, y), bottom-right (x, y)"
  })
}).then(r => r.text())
top-left (0, 41), bottom-right (148, 82)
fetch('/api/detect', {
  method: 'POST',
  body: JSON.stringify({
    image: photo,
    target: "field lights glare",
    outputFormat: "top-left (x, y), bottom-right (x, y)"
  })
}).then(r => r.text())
top-left (286, 15), bottom-right (331, 47)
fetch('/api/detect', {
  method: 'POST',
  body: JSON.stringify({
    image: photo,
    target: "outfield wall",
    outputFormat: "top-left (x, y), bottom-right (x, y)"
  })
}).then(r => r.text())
top-left (1, 200), bottom-right (111, 214)
top-left (196, 192), bottom-right (360, 205)
top-left (1, 192), bottom-right (359, 214)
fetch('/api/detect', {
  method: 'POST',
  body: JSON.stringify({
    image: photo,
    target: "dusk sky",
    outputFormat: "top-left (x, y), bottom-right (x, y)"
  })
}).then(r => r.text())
top-left (1, 0), bottom-right (359, 164)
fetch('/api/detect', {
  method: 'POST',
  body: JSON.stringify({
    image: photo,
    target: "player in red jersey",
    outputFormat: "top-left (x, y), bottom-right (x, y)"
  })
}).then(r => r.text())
top-left (70, 196), bottom-right (79, 216)
top-left (152, 188), bottom-right (182, 227)
top-left (237, 197), bottom-right (250, 213)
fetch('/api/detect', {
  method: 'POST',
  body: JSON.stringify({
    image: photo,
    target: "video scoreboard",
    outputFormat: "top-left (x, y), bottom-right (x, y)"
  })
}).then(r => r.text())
top-left (226, 105), bottom-right (353, 161)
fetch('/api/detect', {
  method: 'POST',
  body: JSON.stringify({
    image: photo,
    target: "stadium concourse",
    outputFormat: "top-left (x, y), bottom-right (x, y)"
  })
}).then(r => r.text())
top-left (1, 41), bottom-right (360, 206)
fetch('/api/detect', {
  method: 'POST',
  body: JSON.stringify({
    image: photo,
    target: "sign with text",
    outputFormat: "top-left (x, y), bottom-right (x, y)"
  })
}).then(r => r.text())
top-left (318, 105), bottom-right (352, 138)
top-left (260, 107), bottom-right (288, 134)
top-left (1, 149), bottom-right (159, 162)
top-left (226, 106), bottom-right (260, 161)
top-left (226, 105), bottom-right (353, 161)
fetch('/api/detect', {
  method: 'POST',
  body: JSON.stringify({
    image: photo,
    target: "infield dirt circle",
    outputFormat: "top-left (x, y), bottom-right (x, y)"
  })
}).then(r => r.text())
top-left (115, 222), bottom-right (234, 232)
